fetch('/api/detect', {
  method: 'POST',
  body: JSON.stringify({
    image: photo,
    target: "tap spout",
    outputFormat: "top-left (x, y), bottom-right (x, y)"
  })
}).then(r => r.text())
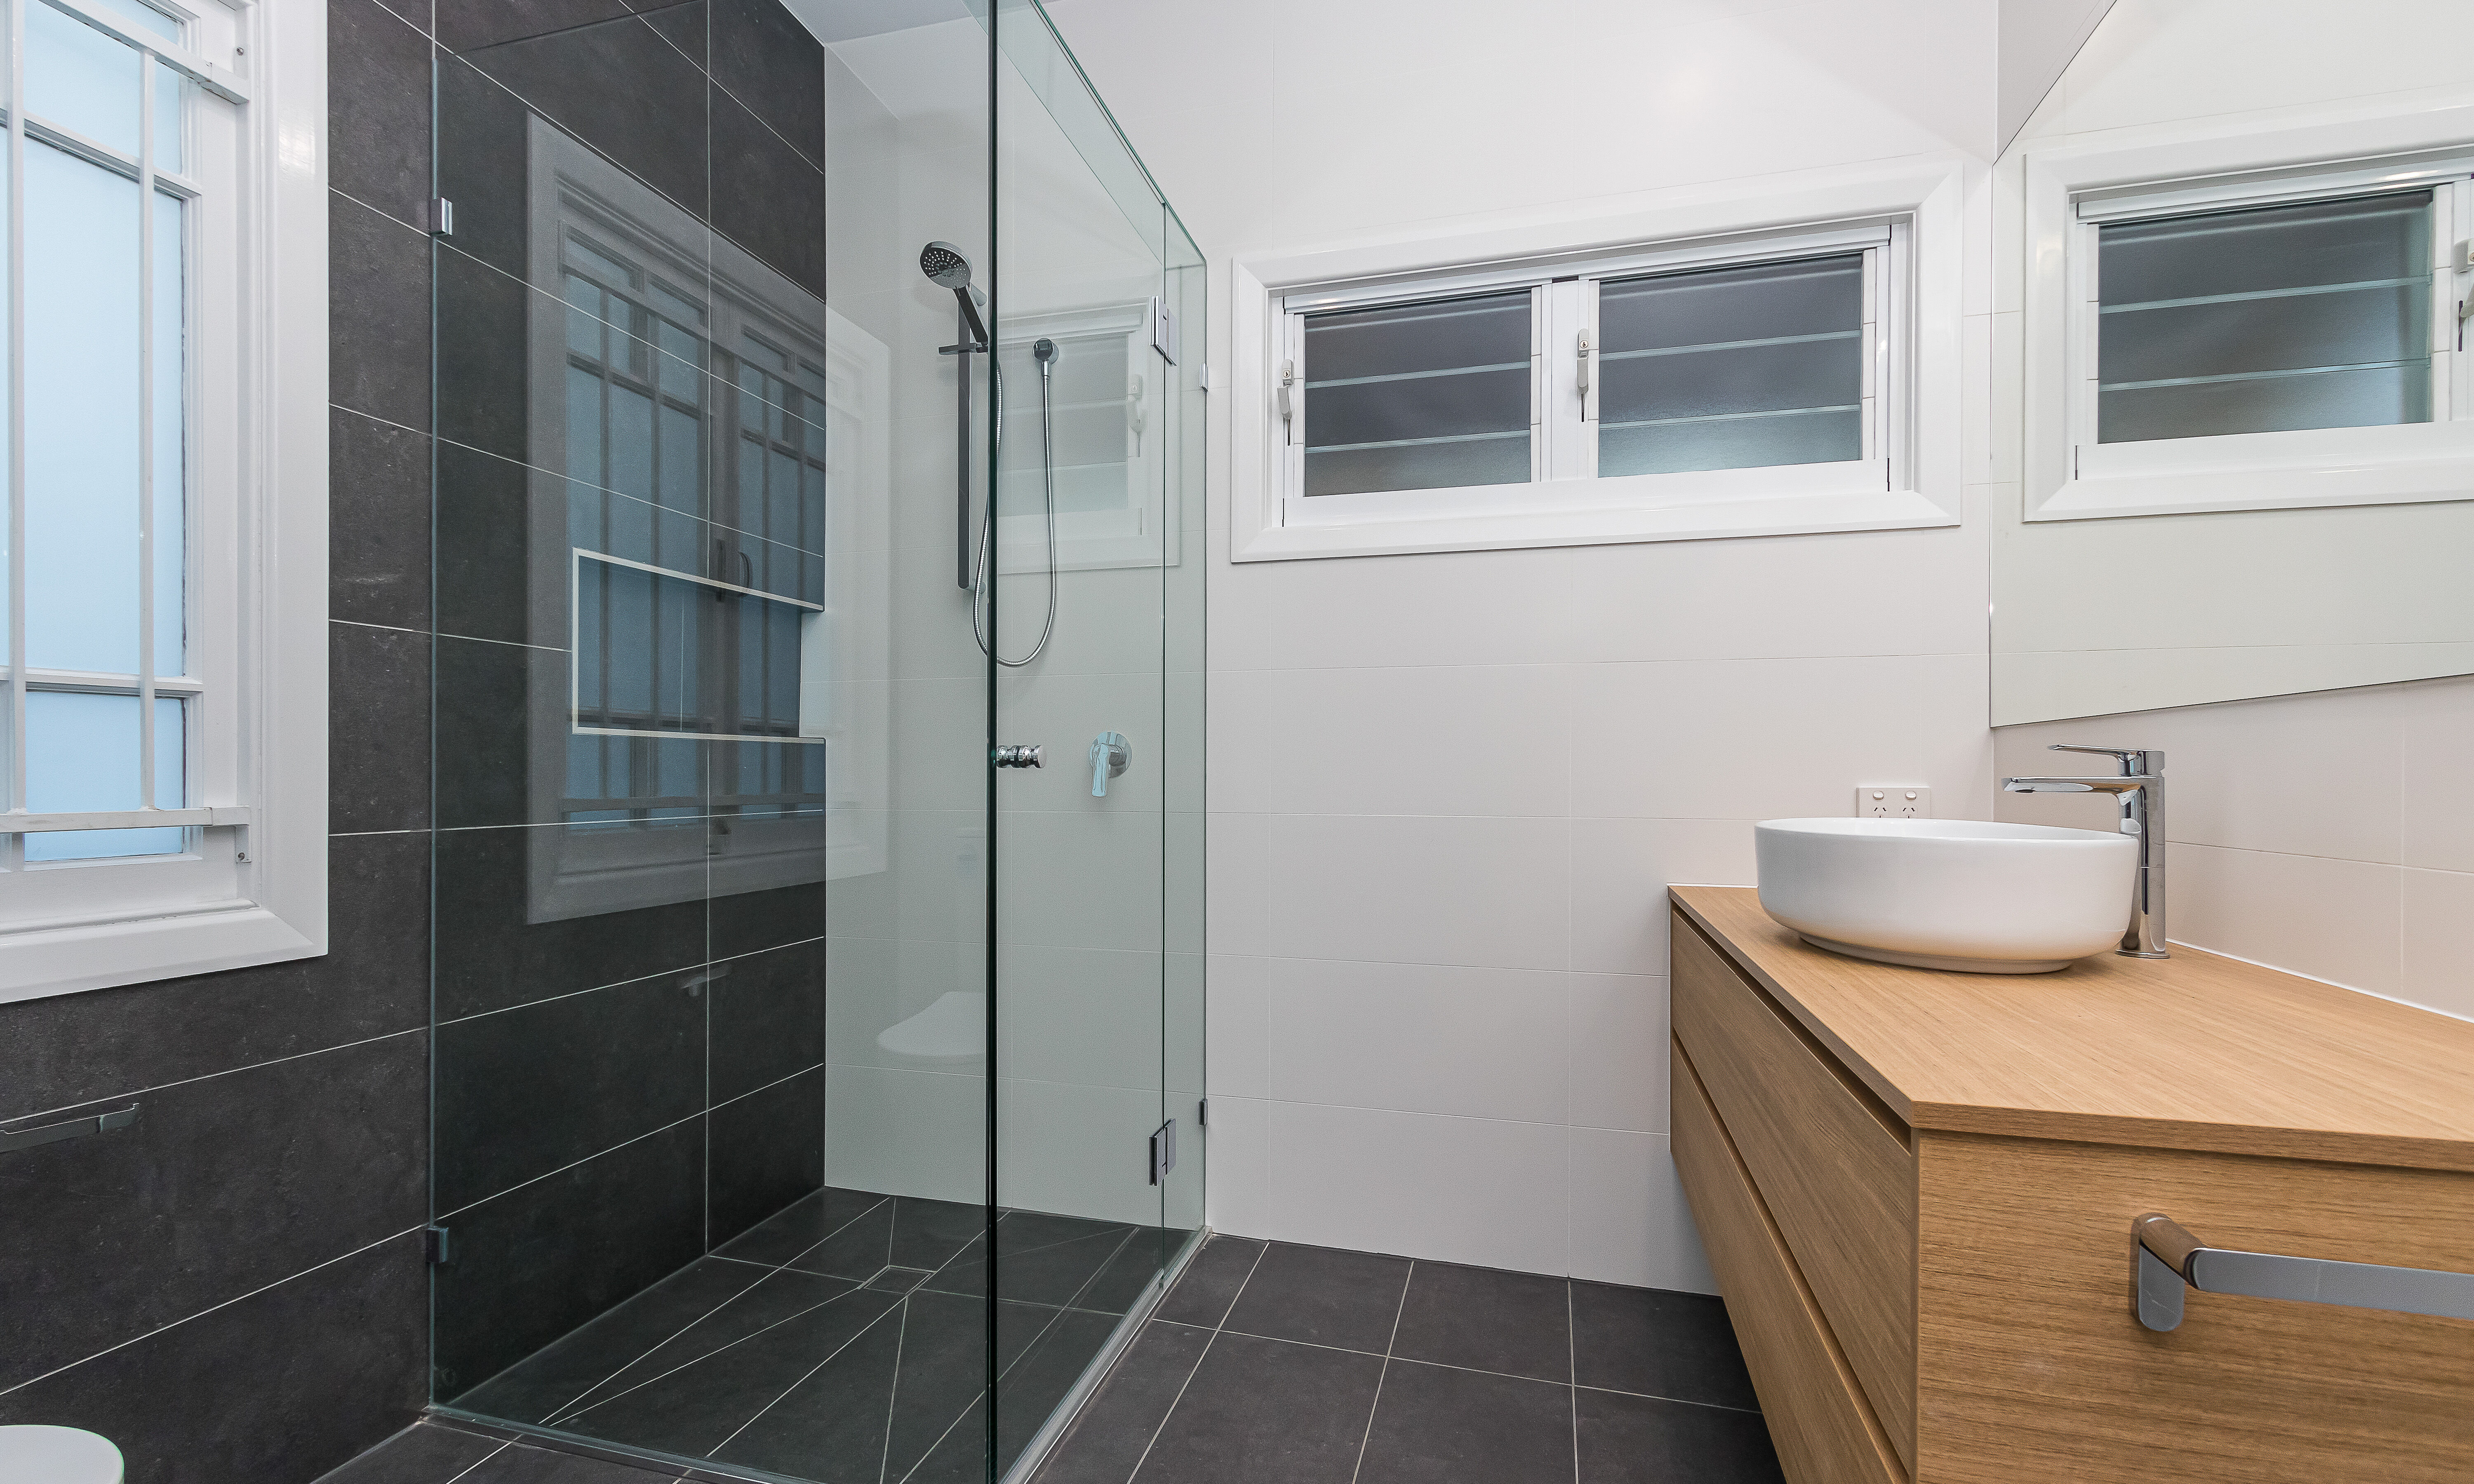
top-left (2001, 746), bottom-right (2167, 960)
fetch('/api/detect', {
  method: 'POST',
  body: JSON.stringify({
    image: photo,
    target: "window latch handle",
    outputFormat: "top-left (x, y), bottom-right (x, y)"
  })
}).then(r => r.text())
top-left (1576, 329), bottom-right (1594, 400)
top-left (1277, 358), bottom-right (1298, 440)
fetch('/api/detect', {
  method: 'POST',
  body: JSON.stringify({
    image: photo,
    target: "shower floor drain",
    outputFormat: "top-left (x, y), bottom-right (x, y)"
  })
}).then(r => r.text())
top-left (864, 1265), bottom-right (934, 1294)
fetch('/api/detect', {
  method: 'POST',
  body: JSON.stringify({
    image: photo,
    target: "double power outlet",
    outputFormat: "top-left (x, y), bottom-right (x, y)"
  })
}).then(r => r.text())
top-left (1856, 785), bottom-right (1931, 819)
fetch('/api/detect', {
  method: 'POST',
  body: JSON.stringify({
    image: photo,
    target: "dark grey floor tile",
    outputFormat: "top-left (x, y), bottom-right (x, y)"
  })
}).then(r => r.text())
top-left (550, 1268), bottom-right (860, 1423)
top-left (0, 1035), bottom-right (426, 1391)
top-left (321, 1423), bottom-right (503, 1484)
top-left (1358, 1360), bottom-right (1572, 1484)
top-left (1077, 1231), bottom-right (1173, 1316)
top-left (708, 1298), bottom-right (904, 1484)
top-left (560, 1286), bottom-right (902, 1459)
top-left (879, 1287), bottom-right (997, 1479)
top-left (931, 1214), bottom-right (1134, 1308)
top-left (455, 1257), bottom-right (774, 1423)
top-left (0, 1233), bottom-right (426, 1484)
top-left (1575, 1389), bottom-right (1783, 1484)
top-left (892, 1193), bottom-right (995, 1271)
top-left (1570, 1282), bottom-right (1759, 1411)
top-left (463, 1441), bottom-right (684, 1484)
top-left (996, 1308), bottom-right (1122, 1476)
top-left (1032, 1321), bottom-right (1212, 1484)
top-left (1221, 1243), bottom-right (1410, 1354)
top-left (899, 1395), bottom-right (992, 1484)
top-left (1130, 1332), bottom-right (1383, 1484)
top-left (785, 1196), bottom-right (896, 1281)
top-left (716, 1186), bottom-right (887, 1269)
top-left (1150, 1235), bottom-right (1264, 1329)
top-left (1390, 1262), bottom-right (1572, 1384)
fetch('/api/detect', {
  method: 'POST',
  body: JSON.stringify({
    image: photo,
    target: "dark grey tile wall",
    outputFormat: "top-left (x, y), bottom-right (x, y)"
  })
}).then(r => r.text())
top-left (424, 0), bottom-right (830, 1427)
top-left (0, 3), bottom-right (440, 1479)
top-left (2, 3), bottom-right (837, 1476)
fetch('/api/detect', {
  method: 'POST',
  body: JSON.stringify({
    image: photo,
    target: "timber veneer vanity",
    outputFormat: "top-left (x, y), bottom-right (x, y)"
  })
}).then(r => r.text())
top-left (1667, 886), bottom-right (2474, 1484)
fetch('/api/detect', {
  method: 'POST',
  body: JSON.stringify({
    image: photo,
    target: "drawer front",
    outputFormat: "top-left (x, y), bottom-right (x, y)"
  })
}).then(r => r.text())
top-left (1673, 1040), bottom-right (1907, 1484)
top-left (1673, 910), bottom-right (1918, 1465)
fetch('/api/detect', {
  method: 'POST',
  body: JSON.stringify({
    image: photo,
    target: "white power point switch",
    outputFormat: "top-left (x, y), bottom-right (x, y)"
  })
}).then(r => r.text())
top-left (1857, 786), bottom-right (1931, 820)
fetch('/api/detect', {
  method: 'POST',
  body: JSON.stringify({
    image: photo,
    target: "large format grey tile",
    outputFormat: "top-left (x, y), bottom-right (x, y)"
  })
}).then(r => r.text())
top-left (709, 939), bottom-right (825, 1103)
top-left (433, 1119), bottom-right (707, 1399)
top-left (1221, 1242), bottom-right (1411, 1354)
top-left (548, 1268), bottom-right (861, 1423)
top-left (995, 1308), bottom-right (1123, 1476)
top-left (714, 1186), bottom-right (890, 1269)
top-left (1129, 1331), bottom-right (1383, 1484)
top-left (1149, 1235), bottom-right (1264, 1328)
top-left (0, 1035), bottom-right (426, 1391)
top-left (1570, 1282), bottom-right (1758, 1412)
top-left (431, 824), bottom-right (708, 1022)
top-left (458, 5), bottom-right (708, 220)
top-left (1355, 1360), bottom-right (1573, 1484)
top-left (329, 195), bottom-right (432, 429)
top-left (708, 0), bottom-right (821, 162)
top-left (1389, 1262), bottom-right (1572, 1384)
top-left (462, 1441), bottom-right (683, 1484)
top-left (0, 829), bottom-right (428, 1120)
top-left (320, 1423), bottom-right (504, 1484)
top-left (329, 0), bottom-right (433, 226)
top-left (331, 620), bottom-right (430, 834)
top-left (1573, 1389), bottom-right (1783, 1484)
top-left (0, 1233), bottom-right (427, 1484)
top-left (708, 1068), bottom-right (825, 1247)
top-left (1032, 1320), bottom-right (1213, 1484)
top-left (331, 408), bottom-right (431, 632)
top-left (705, 1299), bottom-right (904, 1484)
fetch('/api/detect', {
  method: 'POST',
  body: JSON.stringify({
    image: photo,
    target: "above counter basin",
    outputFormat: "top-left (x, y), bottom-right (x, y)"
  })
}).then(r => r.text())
top-left (1754, 817), bottom-right (2139, 974)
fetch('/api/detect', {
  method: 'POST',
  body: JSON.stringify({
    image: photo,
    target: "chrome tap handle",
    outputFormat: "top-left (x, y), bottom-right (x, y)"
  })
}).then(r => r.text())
top-left (2046, 743), bottom-right (2163, 775)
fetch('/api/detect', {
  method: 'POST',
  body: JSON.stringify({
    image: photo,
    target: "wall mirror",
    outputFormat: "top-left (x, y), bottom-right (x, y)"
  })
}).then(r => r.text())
top-left (1989, 2), bottom-right (2474, 726)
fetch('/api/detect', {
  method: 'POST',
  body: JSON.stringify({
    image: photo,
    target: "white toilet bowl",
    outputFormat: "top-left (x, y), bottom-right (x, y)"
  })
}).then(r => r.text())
top-left (0, 1428), bottom-right (123, 1484)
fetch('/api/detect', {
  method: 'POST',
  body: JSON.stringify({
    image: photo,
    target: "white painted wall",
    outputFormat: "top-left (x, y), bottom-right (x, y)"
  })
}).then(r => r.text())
top-left (1047, 0), bottom-right (2008, 1291)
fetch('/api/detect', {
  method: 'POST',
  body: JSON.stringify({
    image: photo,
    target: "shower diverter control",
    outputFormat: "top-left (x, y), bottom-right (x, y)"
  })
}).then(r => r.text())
top-left (1090, 732), bottom-right (1132, 797)
top-left (994, 744), bottom-right (1043, 768)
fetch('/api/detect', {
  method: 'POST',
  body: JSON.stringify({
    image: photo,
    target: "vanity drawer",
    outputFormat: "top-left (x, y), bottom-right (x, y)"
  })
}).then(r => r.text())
top-left (1672, 910), bottom-right (1918, 1467)
top-left (1673, 1040), bottom-right (1906, 1484)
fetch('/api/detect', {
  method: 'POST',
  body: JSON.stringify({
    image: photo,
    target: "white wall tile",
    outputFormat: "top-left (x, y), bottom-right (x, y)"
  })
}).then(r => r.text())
top-left (1569, 817), bottom-right (1758, 977)
top-left (2401, 869), bottom-right (2474, 1024)
top-left (997, 944), bottom-right (1162, 1092)
top-left (1262, 813), bottom-right (1571, 971)
top-left (1257, 665), bottom-right (1572, 818)
top-left (2169, 843), bottom-right (2402, 997)
top-left (1568, 1129), bottom-right (1716, 1294)
top-left (995, 808), bottom-right (1168, 954)
top-left (1568, 654), bottom-right (1993, 822)
top-left (2401, 677), bottom-right (2474, 874)
top-left (825, 1064), bottom-right (986, 1205)
top-left (1205, 812), bottom-right (1271, 958)
top-left (1570, 974), bottom-right (1670, 1135)
top-left (998, 1076), bottom-right (1166, 1225)
top-left (1260, 958), bottom-right (1569, 1125)
top-left (1249, 545), bottom-right (1580, 672)
top-left (1206, 1097), bottom-right (1570, 1275)
top-left (1205, 954), bottom-right (1272, 1100)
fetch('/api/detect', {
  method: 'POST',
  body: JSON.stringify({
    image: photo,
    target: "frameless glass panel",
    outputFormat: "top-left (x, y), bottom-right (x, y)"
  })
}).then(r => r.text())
top-left (1596, 254), bottom-right (1864, 476)
top-left (23, 692), bottom-right (183, 860)
top-left (2098, 191), bottom-right (2432, 441)
top-left (24, 139), bottom-right (141, 675)
top-left (1303, 291), bottom-right (1533, 497)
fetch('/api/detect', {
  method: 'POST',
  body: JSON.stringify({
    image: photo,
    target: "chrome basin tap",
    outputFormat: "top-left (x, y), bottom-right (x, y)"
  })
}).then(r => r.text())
top-left (2001, 744), bottom-right (2166, 959)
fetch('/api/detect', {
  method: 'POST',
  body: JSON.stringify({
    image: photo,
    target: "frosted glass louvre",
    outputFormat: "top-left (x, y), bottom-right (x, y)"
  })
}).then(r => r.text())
top-left (1303, 290), bottom-right (1533, 497)
top-left (2098, 192), bottom-right (2433, 442)
top-left (1595, 254), bottom-right (1864, 477)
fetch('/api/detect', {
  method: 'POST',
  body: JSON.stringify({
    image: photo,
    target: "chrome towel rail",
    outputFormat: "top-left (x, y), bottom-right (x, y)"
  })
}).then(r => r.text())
top-left (2135, 1212), bottom-right (2474, 1332)
top-left (0, 1104), bottom-right (138, 1157)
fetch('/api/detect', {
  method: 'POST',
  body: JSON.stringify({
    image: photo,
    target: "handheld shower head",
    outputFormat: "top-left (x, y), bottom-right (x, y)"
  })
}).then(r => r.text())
top-left (920, 241), bottom-right (990, 348)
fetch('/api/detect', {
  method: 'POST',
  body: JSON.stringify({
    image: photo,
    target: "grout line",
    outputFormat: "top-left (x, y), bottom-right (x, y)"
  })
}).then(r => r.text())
top-left (1122, 1239), bottom-right (1270, 1484)
top-left (708, 1296), bottom-right (910, 1458)
top-left (1347, 1260), bottom-right (1413, 1484)
top-left (432, 934), bottom-right (826, 1029)
top-left (1567, 1283), bottom-right (1581, 1484)
top-left (1, 1025), bottom-right (426, 1129)
top-left (330, 184), bottom-right (429, 238)
top-left (875, 1296), bottom-right (911, 1484)
top-left (0, 1224), bottom-right (422, 1399)
top-left (440, 1437), bottom-right (519, 1484)
top-left (551, 1279), bottom-right (881, 1427)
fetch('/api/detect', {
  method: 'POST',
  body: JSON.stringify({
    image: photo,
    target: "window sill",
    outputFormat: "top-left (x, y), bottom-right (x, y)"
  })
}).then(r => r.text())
top-left (2033, 424), bottom-right (2474, 521)
top-left (1234, 474), bottom-right (1954, 562)
top-left (0, 901), bottom-right (319, 1005)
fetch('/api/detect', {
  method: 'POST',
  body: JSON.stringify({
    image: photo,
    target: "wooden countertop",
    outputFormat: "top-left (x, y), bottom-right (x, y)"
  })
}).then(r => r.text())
top-left (1670, 885), bottom-right (2474, 1174)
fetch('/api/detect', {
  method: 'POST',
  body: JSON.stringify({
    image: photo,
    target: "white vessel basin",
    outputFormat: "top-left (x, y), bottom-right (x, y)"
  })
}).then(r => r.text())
top-left (1754, 818), bottom-right (2139, 974)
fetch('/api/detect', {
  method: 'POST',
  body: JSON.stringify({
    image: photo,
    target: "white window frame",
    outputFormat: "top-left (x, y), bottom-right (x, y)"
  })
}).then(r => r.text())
top-left (991, 301), bottom-right (1177, 575)
top-left (0, 0), bottom-right (327, 1004)
top-left (2022, 99), bottom-right (2474, 522)
top-left (1228, 159), bottom-right (1968, 561)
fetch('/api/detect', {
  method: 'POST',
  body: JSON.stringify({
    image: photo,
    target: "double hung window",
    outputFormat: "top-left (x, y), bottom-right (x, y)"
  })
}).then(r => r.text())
top-left (1273, 224), bottom-right (1901, 526)
top-left (0, 0), bottom-right (318, 1002)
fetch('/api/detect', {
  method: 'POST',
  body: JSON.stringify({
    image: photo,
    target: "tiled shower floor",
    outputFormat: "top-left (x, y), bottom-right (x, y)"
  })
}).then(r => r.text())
top-left (432, 1186), bottom-right (1174, 1482)
top-left (329, 1226), bottom-right (1777, 1484)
